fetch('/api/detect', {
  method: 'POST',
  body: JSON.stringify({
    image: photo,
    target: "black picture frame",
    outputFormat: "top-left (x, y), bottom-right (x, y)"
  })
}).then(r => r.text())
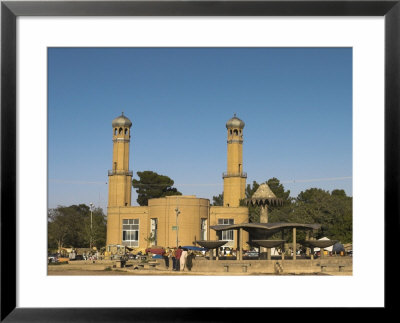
top-left (1, 0), bottom-right (398, 321)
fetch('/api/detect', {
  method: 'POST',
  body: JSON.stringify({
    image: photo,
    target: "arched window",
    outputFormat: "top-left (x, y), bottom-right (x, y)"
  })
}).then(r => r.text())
top-left (234, 129), bottom-right (238, 136)
top-left (114, 128), bottom-right (117, 135)
top-left (230, 129), bottom-right (232, 135)
top-left (125, 128), bottom-right (128, 135)
top-left (119, 128), bottom-right (123, 134)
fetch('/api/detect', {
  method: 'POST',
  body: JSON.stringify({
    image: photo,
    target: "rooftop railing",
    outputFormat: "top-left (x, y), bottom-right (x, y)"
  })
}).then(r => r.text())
top-left (108, 170), bottom-right (133, 176)
top-left (222, 172), bottom-right (247, 178)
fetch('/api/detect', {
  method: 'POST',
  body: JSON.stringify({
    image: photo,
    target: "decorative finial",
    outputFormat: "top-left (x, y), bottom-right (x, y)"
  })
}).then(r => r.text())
top-left (122, 111), bottom-right (124, 116)
top-left (234, 113), bottom-right (236, 117)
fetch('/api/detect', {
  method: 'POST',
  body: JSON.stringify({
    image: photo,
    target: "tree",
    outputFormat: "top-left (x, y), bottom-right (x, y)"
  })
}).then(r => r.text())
top-left (294, 188), bottom-right (352, 243)
top-left (326, 190), bottom-right (352, 243)
top-left (48, 204), bottom-right (107, 251)
top-left (144, 232), bottom-right (157, 247)
top-left (48, 208), bottom-right (70, 251)
top-left (211, 193), bottom-right (223, 206)
top-left (245, 181), bottom-right (260, 199)
top-left (48, 204), bottom-right (87, 251)
top-left (132, 171), bottom-right (182, 206)
top-left (266, 177), bottom-right (291, 205)
top-left (331, 189), bottom-right (347, 198)
top-left (85, 207), bottom-right (107, 249)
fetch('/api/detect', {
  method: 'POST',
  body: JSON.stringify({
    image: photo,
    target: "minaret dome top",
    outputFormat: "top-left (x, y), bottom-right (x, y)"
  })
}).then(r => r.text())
top-left (112, 112), bottom-right (132, 128)
top-left (226, 113), bottom-right (245, 129)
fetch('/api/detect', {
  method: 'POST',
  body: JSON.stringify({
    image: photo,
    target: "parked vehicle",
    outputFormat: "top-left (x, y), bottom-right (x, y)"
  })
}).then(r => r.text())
top-left (243, 250), bottom-right (259, 258)
top-left (145, 246), bottom-right (165, 256)
top-left (48, 254), bottom-right (58, 263)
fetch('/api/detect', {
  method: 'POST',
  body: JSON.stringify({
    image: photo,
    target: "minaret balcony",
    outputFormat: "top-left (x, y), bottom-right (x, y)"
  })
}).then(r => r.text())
top-left (222, 172), bottom-right (247, 179)
top-left (108, 170), bottom-right (133, 176)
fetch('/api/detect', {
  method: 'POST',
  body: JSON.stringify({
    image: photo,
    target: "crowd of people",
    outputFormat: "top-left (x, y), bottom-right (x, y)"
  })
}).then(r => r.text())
top-left (162, 246), bottom-right (196, 272)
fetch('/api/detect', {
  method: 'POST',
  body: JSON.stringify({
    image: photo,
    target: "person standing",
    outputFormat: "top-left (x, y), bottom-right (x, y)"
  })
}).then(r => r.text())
top-left (171, 248), bottom-right (177, 271)
top-left (180, 248), bottom-right (188, 272)
top-left (175, 246), bottom-right (182, 271)
top-left (186, 251), bottom-right (195, 271)
top-left (163, 247), bottom-right (170, 269)
top-left (168, 247), bottom-right (173, 270)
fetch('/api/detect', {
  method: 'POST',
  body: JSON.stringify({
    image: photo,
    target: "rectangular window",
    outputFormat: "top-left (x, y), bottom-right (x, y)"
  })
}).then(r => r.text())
top-left (201, 218), bottom-right (207, 241)
top-left (122, 219), bottom-right (139, 247)
top-left (218, 219), bottom-right (234, 241)
top-left (150, 218), bottom-right (158, 246)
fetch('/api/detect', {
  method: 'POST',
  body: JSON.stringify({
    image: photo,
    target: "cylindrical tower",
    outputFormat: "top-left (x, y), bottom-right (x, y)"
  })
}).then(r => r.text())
top-left (108, 112), bottom-right (133, 207)
top-left (223, 114), bottom-right (247, 207)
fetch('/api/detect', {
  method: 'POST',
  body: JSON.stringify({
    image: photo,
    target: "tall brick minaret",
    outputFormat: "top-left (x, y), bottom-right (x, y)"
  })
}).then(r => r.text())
top-left (107, 112), bottom-right (133, 207)
top-left (223, 114), bottom-right (246, 207)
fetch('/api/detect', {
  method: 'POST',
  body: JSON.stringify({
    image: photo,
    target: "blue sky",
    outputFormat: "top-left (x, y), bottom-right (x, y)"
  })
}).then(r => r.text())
top-left (48, 47), bottom-right (352, 211)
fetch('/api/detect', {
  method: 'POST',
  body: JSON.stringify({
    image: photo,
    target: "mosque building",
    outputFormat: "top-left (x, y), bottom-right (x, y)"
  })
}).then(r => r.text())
top-left (106, 113), bottom-right (249, 252)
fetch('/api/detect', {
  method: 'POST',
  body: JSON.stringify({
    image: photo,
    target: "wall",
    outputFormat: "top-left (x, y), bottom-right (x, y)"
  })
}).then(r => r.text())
top-left (223, 176), bottom-right (246, 207)
top-left (148, 195), bottom-right (209, 248)
top-left (210, 206), bottom-right (249, 250)
top-left (107, 197), bottom-right (251, 252)
top-left (190, 257), bottom-right (353, 274)
top-left (106, 206), bottom-right (149, 250)
top-left (108, 175), bottom-right (132, 207)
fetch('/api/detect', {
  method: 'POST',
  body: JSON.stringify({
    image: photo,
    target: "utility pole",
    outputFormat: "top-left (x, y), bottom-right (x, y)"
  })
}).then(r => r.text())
top-left (175, 207), bottom-right (181, 248)
top-left (89, 202), bottom-right (94, 250)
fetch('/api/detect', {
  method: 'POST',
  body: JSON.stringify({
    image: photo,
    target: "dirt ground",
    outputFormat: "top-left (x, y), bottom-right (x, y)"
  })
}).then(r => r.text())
top-left (48, 265), bottom-right (271, 276)
top-left (47, 262), bottom-right (350, 276)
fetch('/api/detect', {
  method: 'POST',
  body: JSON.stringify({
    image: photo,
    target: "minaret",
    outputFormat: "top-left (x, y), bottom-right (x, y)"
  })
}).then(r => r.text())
top-left (108, 113), bottom-right (133, 207)
top-left (223, 114), bottom-right (247, 207)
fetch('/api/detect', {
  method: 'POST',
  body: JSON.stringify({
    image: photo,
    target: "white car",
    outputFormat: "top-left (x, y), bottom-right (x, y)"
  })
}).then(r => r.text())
top-left (48, 254), bottom-right (58, 263)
